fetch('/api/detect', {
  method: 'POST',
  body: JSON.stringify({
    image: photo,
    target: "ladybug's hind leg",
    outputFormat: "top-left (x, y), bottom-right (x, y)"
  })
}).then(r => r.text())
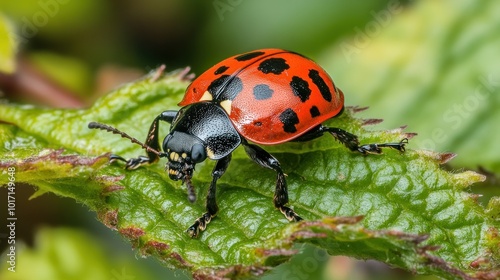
top-left (187, 154), bottom-right (232, 238)
top-left (316, 126), bottom-right (407, 154)
top-left (242, 140), bottom-right (302, 222)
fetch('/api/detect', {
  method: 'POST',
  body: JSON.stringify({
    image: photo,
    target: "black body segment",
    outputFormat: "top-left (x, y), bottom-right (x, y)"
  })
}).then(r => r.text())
top-left (171, 102), bottom-right (241, 159)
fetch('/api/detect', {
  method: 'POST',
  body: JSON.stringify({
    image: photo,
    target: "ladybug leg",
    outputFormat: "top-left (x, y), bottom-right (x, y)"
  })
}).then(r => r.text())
top-left (111, 110), bottom-right (177, 169)
top-left (242, 140), bottom-right (303, 222)
top-left (322, 126), bottom-right (407, 154)
top-left (187, 154), bottom-right (232, 238)
top-left (356, 138), bottom-right (408, 154)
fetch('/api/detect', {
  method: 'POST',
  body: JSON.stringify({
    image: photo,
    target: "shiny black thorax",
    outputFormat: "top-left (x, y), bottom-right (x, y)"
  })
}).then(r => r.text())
top-left (166, 101), bottom-right (241, 159)
top-left (162, 102), bottom-right (241, 181)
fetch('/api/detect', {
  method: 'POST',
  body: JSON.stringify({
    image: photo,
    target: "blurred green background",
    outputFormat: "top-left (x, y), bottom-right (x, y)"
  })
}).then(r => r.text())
top-left (0, 0), bottom-right (498, 279)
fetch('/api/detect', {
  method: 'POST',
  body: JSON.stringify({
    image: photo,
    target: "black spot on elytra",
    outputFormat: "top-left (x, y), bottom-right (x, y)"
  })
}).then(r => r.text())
top-left (310, 106), bottom-right (320, 118)
top-left (208, 75), bottom-right (230, 95)
top-left (258, 58), bottom-right (290, 75)
top-left (290, 76), bottom-right (311, 102)
top-left (214, 65), bottom-right (229, 75)
top-left (235, 51), bottom-right (266, 61)
top-left (253, 84), bottom-right (274, 100)
top-left (279, 108), bottom-right (300, 133)
top-left (309, 69), bottom-right (332, 102)
top-left (208, 75), bottom-right (243, 101)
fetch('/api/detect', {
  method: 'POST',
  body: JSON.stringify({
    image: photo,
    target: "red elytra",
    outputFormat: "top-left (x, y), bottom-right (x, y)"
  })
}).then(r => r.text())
top-left (180, 48), bottom-right (344, 145)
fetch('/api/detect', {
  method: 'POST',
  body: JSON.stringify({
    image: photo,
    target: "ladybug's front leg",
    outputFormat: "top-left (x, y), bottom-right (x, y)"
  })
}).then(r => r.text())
top-left (242, 140), bottom-right (303, 222)
top-left (187, 154), bottom-right (232, 238)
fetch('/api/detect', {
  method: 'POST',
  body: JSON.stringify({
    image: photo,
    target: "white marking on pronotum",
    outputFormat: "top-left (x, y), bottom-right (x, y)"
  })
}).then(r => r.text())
top-left (200, 91), bottom-right (213, 101)
top-left (220, 99), bottom-right (232, 115)
top-left (206, 147), bottom-right (215, 159)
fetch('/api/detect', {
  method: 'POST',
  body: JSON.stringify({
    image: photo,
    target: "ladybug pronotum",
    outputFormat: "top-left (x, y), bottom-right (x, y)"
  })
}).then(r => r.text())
top-left (89, 49), bottom-right (407, 238)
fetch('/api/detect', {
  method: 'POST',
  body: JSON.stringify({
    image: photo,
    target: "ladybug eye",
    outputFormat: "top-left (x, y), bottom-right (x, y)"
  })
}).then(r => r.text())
top-left (191, 144), bottom-right (206, 163)
top-left (163, 134), bottom-right (173, 151)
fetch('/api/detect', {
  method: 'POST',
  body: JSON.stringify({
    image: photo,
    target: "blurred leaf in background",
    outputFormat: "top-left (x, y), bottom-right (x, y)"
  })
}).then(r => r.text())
top-left (0, 14), bottom-right (16, 73)
top-left (320, 0), bottom-right (500, 173)
top-left (0, 228), bottom-right (173, 280)
top-left (194, 0), bottom-right (397, 70)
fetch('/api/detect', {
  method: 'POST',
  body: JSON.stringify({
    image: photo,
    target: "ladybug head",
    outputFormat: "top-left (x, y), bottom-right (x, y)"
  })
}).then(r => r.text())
top-left (163, 131), bottom-right (207, 201)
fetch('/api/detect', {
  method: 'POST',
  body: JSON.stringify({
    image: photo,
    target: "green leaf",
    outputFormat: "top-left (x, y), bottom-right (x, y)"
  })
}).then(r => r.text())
top-left (0, 14), bottom-right (16, 73)
top-left (319, 0), bottom-right (500, 173)
top-left (0, 68), bottom-right (498, 279)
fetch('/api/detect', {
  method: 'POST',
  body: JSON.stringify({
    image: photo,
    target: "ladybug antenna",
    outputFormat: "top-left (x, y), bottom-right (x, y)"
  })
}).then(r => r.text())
top-left (88, 122), bottom-right (164, 157)
top-left (184, 175), bottom-right (197, 203)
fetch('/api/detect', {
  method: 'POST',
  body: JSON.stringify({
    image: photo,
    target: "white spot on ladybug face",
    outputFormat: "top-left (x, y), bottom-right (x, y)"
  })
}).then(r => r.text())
top-left (220, 100), bottom-right (232, 115)
top-left (170, 152), bottom-right (180, 162)
top-left (200, 91), bottom-right (213, 101)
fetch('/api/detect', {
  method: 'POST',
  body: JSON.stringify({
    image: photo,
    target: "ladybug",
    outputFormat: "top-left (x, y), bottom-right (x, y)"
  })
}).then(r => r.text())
top-left (89, 49), bottom-right (407, 238)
